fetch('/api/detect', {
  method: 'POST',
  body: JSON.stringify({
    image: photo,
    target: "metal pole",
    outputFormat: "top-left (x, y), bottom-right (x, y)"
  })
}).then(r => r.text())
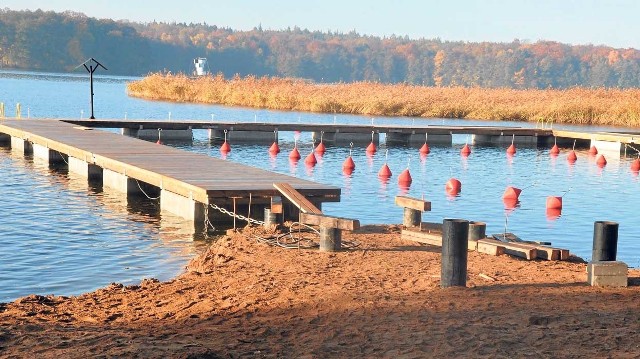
top-left (592, 221), bottom-right (618, 261)
top-left (90, 65), bottom-right (95, 119)
top-left (441, 218), bottom-right (469, 288)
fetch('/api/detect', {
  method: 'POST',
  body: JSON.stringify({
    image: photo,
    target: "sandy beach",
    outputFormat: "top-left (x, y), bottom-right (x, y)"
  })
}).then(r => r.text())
top-left (1, 224), bottom-right (639, 358)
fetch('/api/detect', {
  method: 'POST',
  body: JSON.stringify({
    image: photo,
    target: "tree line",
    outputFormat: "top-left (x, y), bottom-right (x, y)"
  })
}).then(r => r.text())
top-left (1, 9), bottom-right (639, 88)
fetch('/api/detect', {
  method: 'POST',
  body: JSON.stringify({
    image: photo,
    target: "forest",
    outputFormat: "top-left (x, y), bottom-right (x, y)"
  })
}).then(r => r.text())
top-left (1, 8), bottom-right (640, 89)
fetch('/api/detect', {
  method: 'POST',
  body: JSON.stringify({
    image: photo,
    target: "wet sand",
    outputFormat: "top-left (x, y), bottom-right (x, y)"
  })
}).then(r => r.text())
top-left (1, 225), bottom-right (639, 358)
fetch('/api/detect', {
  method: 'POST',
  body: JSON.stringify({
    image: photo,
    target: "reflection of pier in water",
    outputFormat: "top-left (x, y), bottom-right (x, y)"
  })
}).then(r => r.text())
top-left (0, 146), bottom-right (207, 254)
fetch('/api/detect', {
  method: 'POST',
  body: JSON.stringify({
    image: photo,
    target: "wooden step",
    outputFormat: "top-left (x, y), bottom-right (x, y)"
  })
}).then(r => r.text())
top-left (273, 182), bottom-right (322, 214)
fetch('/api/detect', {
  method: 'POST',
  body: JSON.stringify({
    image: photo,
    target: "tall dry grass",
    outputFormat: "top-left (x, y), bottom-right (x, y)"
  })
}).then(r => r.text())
top-left (127, 73), bottom-right (640, 127)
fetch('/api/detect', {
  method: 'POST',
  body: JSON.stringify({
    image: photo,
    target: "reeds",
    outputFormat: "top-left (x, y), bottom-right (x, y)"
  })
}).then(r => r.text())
top-left (127, 73), bottom-right (640, 127)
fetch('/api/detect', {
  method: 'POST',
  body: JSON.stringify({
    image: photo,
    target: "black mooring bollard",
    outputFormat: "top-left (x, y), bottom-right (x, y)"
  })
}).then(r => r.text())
top-left (592, 221), bottom-right (619, 261)
top-left (441, 218), bottom-right (469, 288)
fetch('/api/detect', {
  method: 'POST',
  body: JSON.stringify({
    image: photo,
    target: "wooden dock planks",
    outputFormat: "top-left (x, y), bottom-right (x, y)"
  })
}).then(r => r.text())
top-left (0, 119), bottom-right (340, 205)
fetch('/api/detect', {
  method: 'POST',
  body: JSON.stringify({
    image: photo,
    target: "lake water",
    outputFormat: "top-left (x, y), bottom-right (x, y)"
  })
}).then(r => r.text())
top-left (1, 70), bottom-right (639, 302)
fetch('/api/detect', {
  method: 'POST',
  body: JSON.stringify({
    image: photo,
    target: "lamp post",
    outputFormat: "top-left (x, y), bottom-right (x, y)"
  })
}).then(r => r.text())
top-left (76, 58), bottom-right (107, 119)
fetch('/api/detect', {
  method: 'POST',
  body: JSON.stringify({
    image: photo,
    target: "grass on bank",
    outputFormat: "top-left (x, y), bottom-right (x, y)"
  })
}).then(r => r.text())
top-left (127, 73), bottom-right (640, 127)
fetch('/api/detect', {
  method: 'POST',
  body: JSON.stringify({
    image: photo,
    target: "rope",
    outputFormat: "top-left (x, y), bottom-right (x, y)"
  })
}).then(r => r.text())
top-left (254, 221), bottom-right (360, 250)
top-left (135, 179), bottom-right (161, 200)
top-left (56, 151), bottom-right (69, 165)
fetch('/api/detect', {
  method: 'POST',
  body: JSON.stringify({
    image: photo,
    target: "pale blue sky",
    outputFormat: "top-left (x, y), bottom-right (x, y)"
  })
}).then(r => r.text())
top-left (3, 0), bottom-right (639, 49)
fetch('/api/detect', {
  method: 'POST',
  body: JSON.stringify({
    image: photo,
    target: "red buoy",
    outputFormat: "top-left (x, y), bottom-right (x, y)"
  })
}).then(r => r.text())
top-left (343, 167), bottom-right (354, 176)
top-left (631, 159), bottom-right (640, 172)
top-left (546, 208), bottom-right (562, 221)
top-left (220, 141), bottom-right (231, 154)
top-left (366, 142), bottom-right (376, 155)
top-left (419, 143), bottom-right (430, 155)
top-left (289, 147), bottom-right (301, 161)
top-left (315, 142), bottom-right (326, 156)
top-left (445, 178), bottom-right (461, 194)
top-left (378, 163), bottom-right (392, 178)
top-left (502, 186), bottom-right (522, 200)
top-left (461, 144), bottom-right (471, 156)
top-left (506, 143), bottom-right (516, 155)
top-left (546, 196), bottom-right (562, 210)
top-left (343, 156), bottom-right (355, 171)
top-left (589, 145), bottom-right (598, 155)
top-left (268, 142), bottom-right (280, 155)
top-left (503, 198), bottom-right (519, 210)
top-left (304, 152), bottom-right (317, 166)
top-left (550, 144), bottom-right (560, 155)
top-left (567, 150), bottom-right (577, 163)
top-left (596, 154), bottom-right (607, 167)
top-left (398, 168), bottom-right (412, 186)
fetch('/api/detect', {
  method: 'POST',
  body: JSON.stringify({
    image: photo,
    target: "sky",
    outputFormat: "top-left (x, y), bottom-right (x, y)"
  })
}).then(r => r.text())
top-left (3, 0), bottom-right (640, 49)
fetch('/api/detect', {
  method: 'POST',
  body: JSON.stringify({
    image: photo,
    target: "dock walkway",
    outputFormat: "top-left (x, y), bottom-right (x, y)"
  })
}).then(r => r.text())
top-left (64, 119), bottom-right (640, 151)
top-left (0, 119), bottom-right (340, 227)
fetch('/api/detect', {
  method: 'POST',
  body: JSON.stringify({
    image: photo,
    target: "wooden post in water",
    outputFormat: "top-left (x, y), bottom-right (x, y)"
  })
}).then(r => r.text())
top-left (592, 221), bottom-right (618, 261)
top-left (441, 219), bottom-right (469, 288)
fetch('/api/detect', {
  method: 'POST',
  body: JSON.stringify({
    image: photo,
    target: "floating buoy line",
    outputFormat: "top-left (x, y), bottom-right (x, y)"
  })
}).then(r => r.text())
top-left (210, 129), bottom-right (636, 220)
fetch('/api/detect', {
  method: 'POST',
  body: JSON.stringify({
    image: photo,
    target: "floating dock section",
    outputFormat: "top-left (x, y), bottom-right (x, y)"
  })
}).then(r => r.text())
top-left (0, 119), bottom-right (340, 230)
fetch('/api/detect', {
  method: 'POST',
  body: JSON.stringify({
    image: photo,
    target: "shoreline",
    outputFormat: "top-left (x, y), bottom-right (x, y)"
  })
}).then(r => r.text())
top-left (1, 224), bottom-right (639, 357)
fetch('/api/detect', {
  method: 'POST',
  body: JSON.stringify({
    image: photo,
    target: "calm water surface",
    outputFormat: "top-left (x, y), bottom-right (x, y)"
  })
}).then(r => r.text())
top-left (1, 70), bottom-right (639, 302)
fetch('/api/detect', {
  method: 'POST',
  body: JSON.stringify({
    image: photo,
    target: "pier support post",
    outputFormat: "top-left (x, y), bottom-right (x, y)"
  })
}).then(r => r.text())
top-left (32, 143), bottom-right (66, 165)
top-left (319, 226), bottom-right (341, 252)
top-left (209, 129), bottom-right (275, 144)
top-left (592, 221), bottom-right (618, 261)
top-left (263, 208), bottom-right (278, 227)
top-left (0, 133), bottom-right (10, 146)
top-left (591, 139), bottom-right (623, 155)
top-left (312, 131), bottom-right (379, 146)
top-left (123, 128), bottom-right (193, 142)
top-left (471, 134), bottom-right (538, 146)
top-left (441, 219), bottom-right (469, 288)
top-left (103, 168), bottom-right (142, 196)
top-left (10, 137), bottom-right (32, 154)
top-left (160, 189), bottom-right (206, 223)
top-left (68, 156), bottom-right (103, 181)
top-left (386, 132), bottom-right (452, 146)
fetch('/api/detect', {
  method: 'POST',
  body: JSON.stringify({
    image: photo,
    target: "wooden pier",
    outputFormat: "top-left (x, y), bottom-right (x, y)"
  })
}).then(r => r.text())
top-left (62, 119), bottom-right (640, 152)
top-left (0, 119), bottom-right (340, 230)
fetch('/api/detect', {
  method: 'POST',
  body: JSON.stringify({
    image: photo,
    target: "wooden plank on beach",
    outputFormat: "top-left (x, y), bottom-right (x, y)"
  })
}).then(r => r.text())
top-left (401, 228), bottom-right (477, 251)
top-left (299, 213), bottom-right (360, 231)
top-left (492, 233), bottom-right (566, 260)
top-left (478, 238), bottom-right (537, 260)
top-left (273, 182), bottom-right (323, 214)
top-left (394, 196), bottom-right (431, 211)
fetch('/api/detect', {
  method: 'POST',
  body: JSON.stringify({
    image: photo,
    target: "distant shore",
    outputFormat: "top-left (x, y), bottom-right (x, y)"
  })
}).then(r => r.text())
top-left (127, 73), bottom-right (640, 128)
